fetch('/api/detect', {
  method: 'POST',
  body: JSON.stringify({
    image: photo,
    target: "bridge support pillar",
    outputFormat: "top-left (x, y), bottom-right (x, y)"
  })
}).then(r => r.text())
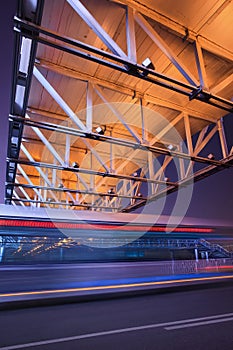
top-left (0, 245), bottom-right (4, 262)
top-left (194, 248), bottom-right (199, 262)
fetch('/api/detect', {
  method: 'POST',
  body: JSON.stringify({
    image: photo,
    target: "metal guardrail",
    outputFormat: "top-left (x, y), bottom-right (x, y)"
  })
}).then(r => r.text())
top-left (199, 239), bottom-right (232, 258)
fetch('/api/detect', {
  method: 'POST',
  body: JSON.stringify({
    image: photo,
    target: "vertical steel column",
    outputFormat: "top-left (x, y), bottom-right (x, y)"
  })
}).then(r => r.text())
top-left (65, 130), bottom-right (71, 167)
top-left (0, 244), bottom-right (4, 263)
top-left (90, 152), bottom-right (94, 209)
top-left (148, 152), bottom-right (155, 195)
top-left (140, 98), bottom-right (146, 143)
top-left (178, 142), bottom-right (185, 179)
top-left (194, 38), bottom-right (209, 90)
top-left (110, 129), bottom-right (114, 173)
top-left (194, 248), bottom-right (199, 262)
top-left (86, 82), bottom-right (93, 133)
top-left (217, 118), bottom-right (228, 158)
top-left (0, 1), bottom-right (16, 203)
top-left (126, 6), bottom-right (137, 63)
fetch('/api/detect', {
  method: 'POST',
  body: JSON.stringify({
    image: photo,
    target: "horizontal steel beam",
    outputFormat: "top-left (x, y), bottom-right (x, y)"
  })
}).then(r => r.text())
top-left (7, 182), bottom-right (147, 201)
top-left (10, 115), bottom-right (232, 168)
top-left (11, 197), bottom-right (120, 210)
top-left (15, 17), bottom-right (233, 112)
top-left (8, 157), bottom-right (177, 186)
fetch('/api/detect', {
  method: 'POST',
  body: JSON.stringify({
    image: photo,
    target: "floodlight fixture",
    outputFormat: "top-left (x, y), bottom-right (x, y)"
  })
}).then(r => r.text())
top-left (142, 57), bottom-right (155, 70)
top-left (167, 144), bottom-right (177, 151)
top-left (96, 125), bottom-right (106, 135)
top-left (108, 188), bottom-right (115, 195)
top-left (207, 153), bottom-right (215, 160)
top-left (72, 162), bottom-right (80, 168)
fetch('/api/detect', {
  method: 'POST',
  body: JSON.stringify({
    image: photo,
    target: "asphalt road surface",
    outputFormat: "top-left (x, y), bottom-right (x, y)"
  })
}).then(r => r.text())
top-left (0, 284), bottom-right (233, 349)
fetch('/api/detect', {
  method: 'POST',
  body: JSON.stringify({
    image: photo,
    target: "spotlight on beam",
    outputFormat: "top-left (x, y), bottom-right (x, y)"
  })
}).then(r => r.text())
top-left (58, 183), bottom-right (64, 189)
top-left (72, 162), bottom-right (79, 169)
top-left (95, 125), bottom-right (106, 135)
top-left (142, 58), bottom-right (155, 70)
top-left (167, 144), bottom-right (177, 151)
top-left (207, 153), bottom-right (215, 160)
top-left (142, 58), bottom-right (155, 76)
top-left (108, 188), bottom-right (115, 195)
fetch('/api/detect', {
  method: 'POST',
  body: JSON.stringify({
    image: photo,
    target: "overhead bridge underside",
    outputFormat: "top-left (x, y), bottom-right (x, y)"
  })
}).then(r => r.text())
top-left (6, 0), bottom-right (233, 212)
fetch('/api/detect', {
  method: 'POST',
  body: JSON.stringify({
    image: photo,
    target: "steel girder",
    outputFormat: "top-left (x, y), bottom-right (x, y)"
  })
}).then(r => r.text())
top-left (6, 0), bottom-right (233, 212)
top-left (8, 109), bottom-right (233, 211)
top-left (14, 16), bottom-right (233, 112)
top-left (6, 0), bottom-right (45, 204)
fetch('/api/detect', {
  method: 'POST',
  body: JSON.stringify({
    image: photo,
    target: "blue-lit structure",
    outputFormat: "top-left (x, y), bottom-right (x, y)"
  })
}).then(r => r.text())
top-left (0, 205), bottom-right (232, 263)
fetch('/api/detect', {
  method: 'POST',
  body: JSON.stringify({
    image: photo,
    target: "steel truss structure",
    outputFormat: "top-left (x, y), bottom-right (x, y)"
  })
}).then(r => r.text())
top-left (6, 0), bottom-right (233, 212)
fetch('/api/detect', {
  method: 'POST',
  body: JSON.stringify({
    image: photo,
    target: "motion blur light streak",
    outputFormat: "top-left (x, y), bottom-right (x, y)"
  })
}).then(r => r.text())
top-left (1, 274), bottom-right (233, 298)
top-left (0, 219), bottom-right (213, 233)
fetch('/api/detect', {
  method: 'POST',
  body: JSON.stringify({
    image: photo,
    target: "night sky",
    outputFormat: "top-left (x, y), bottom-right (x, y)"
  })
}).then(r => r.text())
top-left (184, 114), bottom-right (233, 221)
top-left (160, 114), bottom-right (233, 221)
top-left (0, 1), bottom-right (232, 221)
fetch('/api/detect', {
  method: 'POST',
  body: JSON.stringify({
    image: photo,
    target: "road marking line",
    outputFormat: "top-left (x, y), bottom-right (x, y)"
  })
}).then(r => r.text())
top-left (1, 274), bottom-right (233, 298)
top-left (165, 316), bottom-right (233, 330)
top-left (1, 313), bottom-right (233, 349)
